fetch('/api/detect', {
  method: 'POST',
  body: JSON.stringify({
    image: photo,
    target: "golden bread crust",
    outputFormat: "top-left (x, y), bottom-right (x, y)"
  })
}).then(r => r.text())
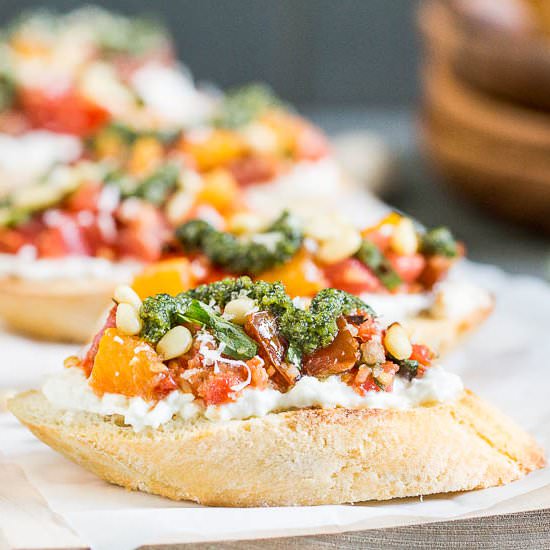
top-left (8, 389), bottom-right (545, 507)
top-left (0, 277), bottom-right (115, 342)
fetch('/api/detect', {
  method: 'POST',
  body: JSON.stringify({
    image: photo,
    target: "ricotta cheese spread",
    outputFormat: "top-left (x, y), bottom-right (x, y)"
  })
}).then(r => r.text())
top-left (43, 366), bottom-right (464, 432)
top-left (0, 131), bottom-right (82, 193)
top-left (131, 63), bottom-right (214, 127)
top-left (0, 248), bottom-right (141, 281)
top-left (361, 280), bottom-right (492, 325)
top-left (244, 157), bottom-right (343, 218)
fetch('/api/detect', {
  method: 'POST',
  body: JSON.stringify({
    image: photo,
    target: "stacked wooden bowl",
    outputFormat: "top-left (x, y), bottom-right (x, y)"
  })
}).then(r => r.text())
top-left (419, 0), bottom-right (550, 232)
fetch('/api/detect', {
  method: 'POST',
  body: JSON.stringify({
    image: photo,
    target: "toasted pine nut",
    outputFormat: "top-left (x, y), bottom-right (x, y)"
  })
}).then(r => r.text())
top-left (316, 226), bottom-right (362, 264)
top-left (166, 190), bottom-right (195, 225)
top-left (114, 285), bottom-right (142, 311)
top-left (156, 326), bottom-right (193, 360)
top-left (223, 297), bottom-right (257, 324)
top-left (116, 303), bottom-right (142, 335)
top-left (229, 212), bottom-right (266, 235)
top-left (390, 217), bottom-right (418, 256)
top-left (383, 322), bottom-right (412, 360)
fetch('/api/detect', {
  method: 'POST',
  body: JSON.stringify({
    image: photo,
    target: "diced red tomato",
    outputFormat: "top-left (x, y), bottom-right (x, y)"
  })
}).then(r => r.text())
top-left (227, 155), bottom-right (280, 186)
top-left (410, 344), bottom-right (435, 367)
top-left (36, 213), bottom-right (90, 257)
top-left (386, 252), bottom-right (426, 285)
top-left (294, 124), bottom-right (330, 161)
top-left (20, 87), bottom-right (109, 136)
top-left (66, 182), bottom-right (102, 212)
top-left (323, 258), bottom-right (383, 294)
top-left (0, 229), bottom-right (29, 254)
top-left (201, 372), bottom-right (243, 406)
top-left (357, 317), bottom-right (380, 342)
top-left (116, 201), bottom-right (169, 262)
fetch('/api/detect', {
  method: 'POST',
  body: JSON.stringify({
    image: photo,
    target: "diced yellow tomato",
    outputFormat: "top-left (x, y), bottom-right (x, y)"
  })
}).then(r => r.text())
top-left (128, 136), bottom-right (164, 176)
top-left (259, 249), bottom-right (328, 297)
top-left (182, 129), bottom-right (248, 171)
top-left (88, 328), bottom-right (168, 400)
top-left (132, 258), bottom-right (195, 300)
top-left (196, 169), bottom-right (240, 214)
top-left (93, 130), bottom-right (126, 160)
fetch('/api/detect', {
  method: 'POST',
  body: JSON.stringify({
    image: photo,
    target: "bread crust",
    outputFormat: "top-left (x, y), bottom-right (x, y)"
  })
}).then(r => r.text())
top-left (406, 301), bottom-right (494, 356)
top-left (8, 390), bottom-right (545, 507)
top-left (0, 277), bottom-right (115, 343)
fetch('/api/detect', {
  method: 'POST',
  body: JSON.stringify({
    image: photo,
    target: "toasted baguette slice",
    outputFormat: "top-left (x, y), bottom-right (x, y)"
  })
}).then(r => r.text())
top-left (406, 300), bottom-right (493, 356)
top-left (0, 277), bottom-right (116, 342)
top-left (9, 390), bottom-right (545, 507)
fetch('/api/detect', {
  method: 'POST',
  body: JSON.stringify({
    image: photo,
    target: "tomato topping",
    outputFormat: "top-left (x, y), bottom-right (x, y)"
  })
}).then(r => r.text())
top-left (356, 317), bottom-right (380, 342)
top-left (20, 87), bottom-right (109, 136)
top-left (260, 249), bottom-right (328, 297)
top-left (302, 317), bottom-right (359, 377)
top-left (410, 344), bottom-right (435, 367)
top-left (66, 182), bottom-right (102, 212)
top-left (81, 306), bottom-right (117, 376)
top-left (89, 328), bottom-right (174, 401)
top-left (323, 258), bottom-right (383, 295)
top-left (132, 258), bottom-right (195, 300)
top-left (294, 124), bottom-right (330, 161)
top-left (245, 311), bottom-right (299, 390)
top-left (227, 155), bottom-right (280, 186)
top-left (201, 372), bottom-right (244, 406)
top-left (386, 252), bottom-right (426, 285)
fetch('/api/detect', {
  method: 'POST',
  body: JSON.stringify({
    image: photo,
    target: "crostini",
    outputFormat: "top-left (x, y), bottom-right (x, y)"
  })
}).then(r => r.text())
top-left (9, 278), bottom-right (544, 506)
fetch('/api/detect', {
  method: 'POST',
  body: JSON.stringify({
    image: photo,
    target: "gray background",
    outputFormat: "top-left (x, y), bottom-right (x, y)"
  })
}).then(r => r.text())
top-left (0, 0), bottom-right (420, 107)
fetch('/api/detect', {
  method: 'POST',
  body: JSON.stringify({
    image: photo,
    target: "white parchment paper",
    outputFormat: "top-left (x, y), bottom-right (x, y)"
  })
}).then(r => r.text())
top-left (0, 261), bottom-right (549, 550)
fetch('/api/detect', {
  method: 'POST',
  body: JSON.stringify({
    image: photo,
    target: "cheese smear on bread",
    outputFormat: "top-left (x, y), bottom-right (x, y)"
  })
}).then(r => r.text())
top-left (43, 366), bottom-right (463, 432)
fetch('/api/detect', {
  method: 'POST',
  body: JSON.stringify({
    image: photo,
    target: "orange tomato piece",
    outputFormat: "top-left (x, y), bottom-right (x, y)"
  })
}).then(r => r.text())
top-left (132, 258), bottom-right (195, 299)
top-left (259, 249), bottom-right (328, 297)
top-left (127, 136), bottom-right (164, 176)
top-left (89, 328), bottom-right (174, 401)
top-left (196, 169), bottom-right (240, 214)
top-left (181, 129), bottom-right (248, 171)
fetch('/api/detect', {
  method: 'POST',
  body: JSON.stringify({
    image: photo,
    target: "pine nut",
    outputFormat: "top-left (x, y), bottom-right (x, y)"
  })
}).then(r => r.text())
top-left (156, 326), bottom-right (193, 360)
top-left (114, 285), bottom-right (142, 311)
top-left (390, 217), bottom-right (418, 256)
top-left (383, 322), bottom-right (412, 360)
top-left (116, 303), bottom-right (142, 336)
top-left (317, 226), bottom-right (362, 264)
top-left (229, 212), bottom-right (266, 235)
top-left (166, 190), bottom-right (195, 225)
top-left (223, 297), bottom-right (257, 324)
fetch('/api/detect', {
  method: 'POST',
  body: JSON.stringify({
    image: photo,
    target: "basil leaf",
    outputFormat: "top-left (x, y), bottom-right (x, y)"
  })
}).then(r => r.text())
top-left (182, 300), bottom-right (258, 360)
top-left (355, 239), bottom-right (402, 290)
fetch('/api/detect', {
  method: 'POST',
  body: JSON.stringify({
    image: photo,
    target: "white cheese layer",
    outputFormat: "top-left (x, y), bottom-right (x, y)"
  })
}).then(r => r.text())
top-left (0, 131), bottom-right (82, 193)
top-left (361, 280), bottom-right (492, 325)
top-left (131, 63), bottom-right (214, 127)
top-left (43, 366), bottom-right (463, 432)
top-left (244, 157), bottom-right (343, 218)
top-left (0, 249), bottom-right (141, 281)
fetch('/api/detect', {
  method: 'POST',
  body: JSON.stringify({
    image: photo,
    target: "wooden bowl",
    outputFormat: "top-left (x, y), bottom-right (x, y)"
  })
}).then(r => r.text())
top-left (420, 0), bottom-right (550, 111)
top-left (420, 64), bottom-right (550, 231)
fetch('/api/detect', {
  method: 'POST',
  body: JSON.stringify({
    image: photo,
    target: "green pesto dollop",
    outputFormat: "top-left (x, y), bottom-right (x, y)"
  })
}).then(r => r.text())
top-left (175, 210), bottom-right (303, 275)
top-left (421, 227), bottom-right (459, 258)
top-left (139, 277), bottom-right (374, 367)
